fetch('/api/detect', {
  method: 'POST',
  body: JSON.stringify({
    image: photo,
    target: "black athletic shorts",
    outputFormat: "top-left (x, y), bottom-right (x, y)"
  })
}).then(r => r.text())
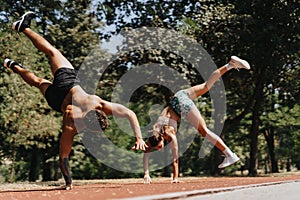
top-left (45, 68), bottom-right (80, 112)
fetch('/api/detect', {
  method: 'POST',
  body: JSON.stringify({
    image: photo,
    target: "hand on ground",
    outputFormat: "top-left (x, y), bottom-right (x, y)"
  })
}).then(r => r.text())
top-left (143, 174), bottom-right (152, 184)
top-left (171, 179), bottom-right (180, 183)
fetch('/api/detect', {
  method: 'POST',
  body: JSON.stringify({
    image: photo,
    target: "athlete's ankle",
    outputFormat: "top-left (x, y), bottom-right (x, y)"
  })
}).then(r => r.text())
top-left (222, 148), bottom-right (234, 157)
top-left (4, 59), bottom-right (25, 73)
top-left (225, 63), bottom-right (233, 71)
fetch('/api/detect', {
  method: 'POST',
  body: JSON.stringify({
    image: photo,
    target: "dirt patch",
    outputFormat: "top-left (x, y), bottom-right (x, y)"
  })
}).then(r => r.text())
top-left (0, 171), bottom-right (299, 200)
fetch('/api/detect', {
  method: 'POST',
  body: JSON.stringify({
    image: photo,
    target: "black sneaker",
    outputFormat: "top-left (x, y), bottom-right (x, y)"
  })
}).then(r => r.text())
top-left (4, 58), bottom-right (24, 72)
top-left (12, 11), bottom-right (35, 32)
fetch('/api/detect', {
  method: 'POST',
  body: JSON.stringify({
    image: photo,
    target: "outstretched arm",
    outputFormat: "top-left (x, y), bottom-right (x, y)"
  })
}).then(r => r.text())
top-left (59, 108), bottom-right (78, 190)
top-left (143, 152), bottom-right (152, 184)
top-left (169, 134), bottom-right (179, 183)
top-left (105, 102), bottom-right (148, 151)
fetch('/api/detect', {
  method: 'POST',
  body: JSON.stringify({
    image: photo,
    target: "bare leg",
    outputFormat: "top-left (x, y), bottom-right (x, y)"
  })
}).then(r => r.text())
top-left (186, 66), bottom-right (228, 100)
top-left (22, 28), bottom-right (73, 75)
top-left (186, 105), bottom-right (240, 168)
top-left (186, 55), bottom-right (251, 100)
top-left (9, 64), bottom-right (51, 96)
top-left (186, 105), bottom-right (230, 152)
top-left (182, 61), bottom-right (245, 168)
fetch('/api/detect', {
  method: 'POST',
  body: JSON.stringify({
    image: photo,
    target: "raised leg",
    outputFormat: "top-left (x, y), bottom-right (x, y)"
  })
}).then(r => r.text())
top-left (4, 60), bottom-right (51, 96)
top-left (186, 55), bottom-right (251, 100)
top-left (186, 66), bottom-right (228, 100)
top-left (12, 12), bottom-right (74, 75)
top-left (22, 28), bottom-right (74, 75)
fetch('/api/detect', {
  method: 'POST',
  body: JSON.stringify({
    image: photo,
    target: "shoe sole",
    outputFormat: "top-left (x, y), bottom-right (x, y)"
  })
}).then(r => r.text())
top-left (231, 56), bottom-right (251, 70)
top-left (12, 11), bottom-right (34, 31)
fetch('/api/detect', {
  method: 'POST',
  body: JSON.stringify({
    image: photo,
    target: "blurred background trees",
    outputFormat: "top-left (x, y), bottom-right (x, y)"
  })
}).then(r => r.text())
top-left (0, 0), bottom-right (299, 182)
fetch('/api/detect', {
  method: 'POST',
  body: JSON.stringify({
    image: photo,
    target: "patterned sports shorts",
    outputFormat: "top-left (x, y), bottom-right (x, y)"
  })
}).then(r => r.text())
top-left (169, 90), bottom-right (194, 117)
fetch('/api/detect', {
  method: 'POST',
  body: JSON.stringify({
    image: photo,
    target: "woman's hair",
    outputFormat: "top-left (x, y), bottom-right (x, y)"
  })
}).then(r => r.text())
top-left (84, 109), bottom-right (109, 132)
top-left (147, 124), bottom-right (164, 147)
top-left (147, 123), bottom-right (176, 150)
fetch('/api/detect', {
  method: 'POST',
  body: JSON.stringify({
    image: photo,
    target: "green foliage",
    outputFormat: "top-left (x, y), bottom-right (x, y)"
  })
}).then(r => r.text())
top-left (262, 104), bottom-right (300, 169)
top-left (0, 0), bottom-right (299, 183)
top-left (0, 23), bottom-right (61, 181)
top-left (45, 0), bottom-right (101, 69)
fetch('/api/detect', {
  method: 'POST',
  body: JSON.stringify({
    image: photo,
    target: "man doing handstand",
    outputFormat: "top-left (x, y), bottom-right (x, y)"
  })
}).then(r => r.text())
top-left (4, 11), bottom-right (148, 190)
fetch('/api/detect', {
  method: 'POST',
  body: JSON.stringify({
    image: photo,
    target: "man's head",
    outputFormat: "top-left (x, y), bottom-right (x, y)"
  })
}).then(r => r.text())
top-left (84, 109), bottom-right (109, 132)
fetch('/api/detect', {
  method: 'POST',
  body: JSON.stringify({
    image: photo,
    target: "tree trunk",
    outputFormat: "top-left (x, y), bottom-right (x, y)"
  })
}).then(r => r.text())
top-left (9, 138), bottom-right (17, 183)
top-left (286, 158), bottom-right (291, 172)
top-left (263, 128), bottom-right (279, 173)
top-left (249, 75), bottom-right (265, 176)
top-left (29, 149), bottom-right (42, 182)
top-left (42, 158), bottom-right (51, 181)
top-left (249, 111), bottom-right (259, 176)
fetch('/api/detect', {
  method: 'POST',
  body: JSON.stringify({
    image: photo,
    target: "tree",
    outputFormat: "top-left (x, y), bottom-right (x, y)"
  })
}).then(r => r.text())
top-left (236, 0), bottom-right (298, 176)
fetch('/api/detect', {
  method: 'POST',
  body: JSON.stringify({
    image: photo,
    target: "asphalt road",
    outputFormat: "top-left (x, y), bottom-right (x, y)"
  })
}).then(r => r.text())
top-left (121, 180), bottom-right (300, 200)
top-left (186, 181), bottom-right (300, 200)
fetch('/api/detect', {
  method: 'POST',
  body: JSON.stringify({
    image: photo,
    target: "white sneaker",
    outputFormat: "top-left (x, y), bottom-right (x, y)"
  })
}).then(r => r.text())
top-left (218, 153), bottom-right (240, 168)
top-left (229, 56), bottom-right (251, 70)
